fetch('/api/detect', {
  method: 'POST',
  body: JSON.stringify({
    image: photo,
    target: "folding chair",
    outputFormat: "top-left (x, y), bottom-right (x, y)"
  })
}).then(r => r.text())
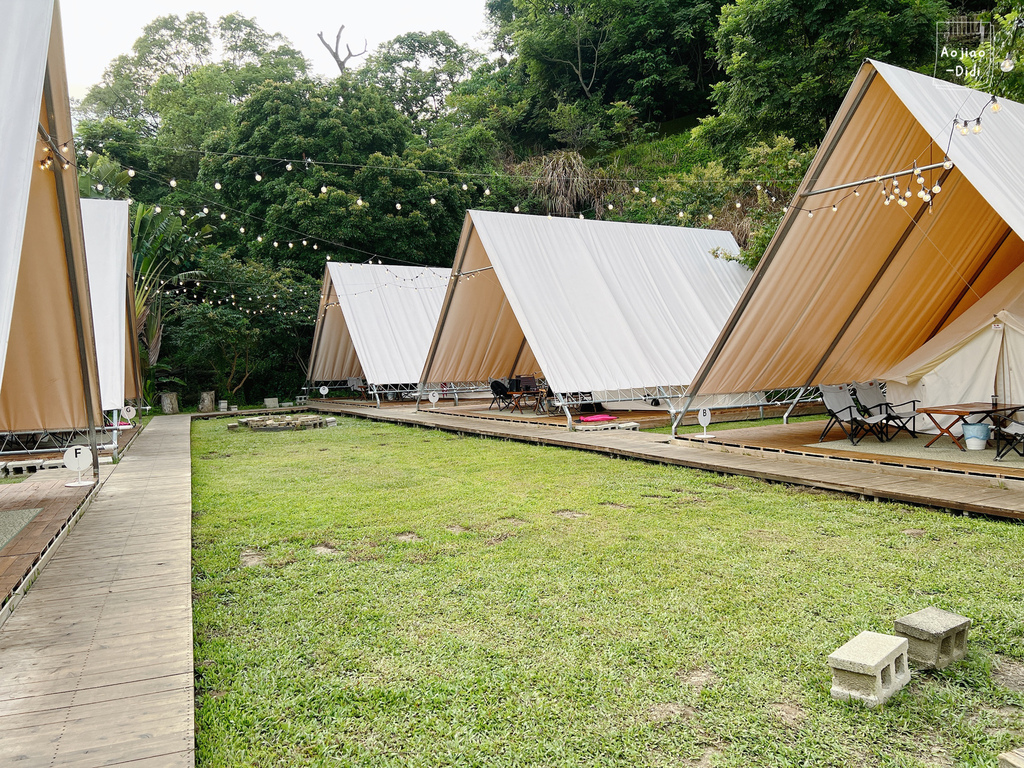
top-left (994, 420), bottom-right (1024, 461)
top-left (819, 384), bottom-right (889, 444)
top-left (853, 380), bottom-right (919, 439)
top-left (489, 380), bottom-right (513, 410)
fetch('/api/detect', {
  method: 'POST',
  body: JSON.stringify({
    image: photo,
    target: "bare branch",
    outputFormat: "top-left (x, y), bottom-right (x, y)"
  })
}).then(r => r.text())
top-left (318, 25), bottom-right (368, 73)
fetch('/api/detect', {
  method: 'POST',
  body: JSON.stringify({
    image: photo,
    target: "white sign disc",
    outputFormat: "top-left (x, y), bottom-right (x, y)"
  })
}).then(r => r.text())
top-left (428, 391), bottom-right (440, 404)
top-left (122, 405), bottom-right (137, 420)
top-left (698, 407), bottom-right (712, 427)
top-left (319, 385), bottom-right (329, 396)
top-left (63, 445), bottom-right (93, 472)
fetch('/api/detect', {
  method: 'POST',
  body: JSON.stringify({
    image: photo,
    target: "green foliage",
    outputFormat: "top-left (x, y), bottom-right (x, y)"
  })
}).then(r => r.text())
top-left (77, 154), bottom-right (132, 199)
top-left (963, 6), bottom-right (1024, 102)
top-left (164, 252), bottom-right (320, 401)
top-left (357, 31), bottom-right (482, 125)
top-left (712, 0), bottom-right (949, 145)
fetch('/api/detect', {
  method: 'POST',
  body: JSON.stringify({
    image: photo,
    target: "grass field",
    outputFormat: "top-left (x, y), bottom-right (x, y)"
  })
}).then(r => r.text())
top-left (191, 416), bottom-right (1024, 767)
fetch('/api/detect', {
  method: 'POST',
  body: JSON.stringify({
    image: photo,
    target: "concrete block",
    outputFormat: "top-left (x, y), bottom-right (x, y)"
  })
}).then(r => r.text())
top-left (280, 401), bottom-right (294, 407)
top-left (218, 400), bottom-right (228, 412)
top-left (263, 397), bottom-right (279, 409)
top-left (998, 747), bottom-right (1024, 768)
top-left (828, 631), bottom-right (910, 708)
top-left (325, 417), bottom-right (338, 427)
top-left (618, 422), bottom-right (640, 431)
top-left (6, 460), bottom-right (40, 474)
top-left (296, 395), bottom-right (308, 404)
top-left (227, 423), bottom-right (239, 431)
top-left (40, 459), bottom-right (64, 470)
top-left (894, 607), bottom-right (970, 670)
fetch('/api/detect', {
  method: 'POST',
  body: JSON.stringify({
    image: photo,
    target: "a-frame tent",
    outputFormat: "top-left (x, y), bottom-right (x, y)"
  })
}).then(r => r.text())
top-left (81, 199), bottom-right (142, 414)
top-left (420, 210), bottom-right (751, 422)
top-left (880, 260), bottom-right (1024, 412)
top-left (0, 0), bottom-right (102, 464)
top-left (307, 263), bottom-right (449, 404)
top-left (682, 60), bottom-right (1024, 415)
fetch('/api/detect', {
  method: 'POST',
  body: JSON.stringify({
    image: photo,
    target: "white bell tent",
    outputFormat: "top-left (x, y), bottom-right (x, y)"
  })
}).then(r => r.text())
top-left (308, 263), bottom-right (449, 403)
top-left (881, 260), bottom-right (1024, 416)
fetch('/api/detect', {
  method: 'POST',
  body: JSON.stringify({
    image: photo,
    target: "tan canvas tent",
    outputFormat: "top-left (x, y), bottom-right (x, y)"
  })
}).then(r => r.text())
top-left (81, 199), bottom-right (142, 412)
top-left (684, 60), bottom-right (1024, 409)
top-left (0, 0), bottom-right (102, 456)
top-left (308, 263), bottom-right (449, 402)
top-left (421, 210), bottom-right (751, 418)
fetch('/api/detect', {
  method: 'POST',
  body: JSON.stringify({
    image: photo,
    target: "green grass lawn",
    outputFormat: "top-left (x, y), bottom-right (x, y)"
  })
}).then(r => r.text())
top-left (191, 416), bottom-right (1024, 767)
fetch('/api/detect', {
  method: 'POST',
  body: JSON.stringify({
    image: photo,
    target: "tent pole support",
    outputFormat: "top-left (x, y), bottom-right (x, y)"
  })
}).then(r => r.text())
top-left (562, 404), bottom-right (574, 430)
top-left (42, 77), bottom-right (100, 478)
top-left (782, 387), bottom-right (807, 424)
top-left (673, 391), bottom-right (698, 437)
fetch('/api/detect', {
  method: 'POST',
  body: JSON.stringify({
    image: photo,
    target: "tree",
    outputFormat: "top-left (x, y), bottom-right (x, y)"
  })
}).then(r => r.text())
top-left (164, 252), bottom-right (320, 401)
top-left (317, 25), bottom-right (368, 73)
top-left (358, 31), bottom-right (481, 125)
top-left (711, 0), bottom-right (949, 145)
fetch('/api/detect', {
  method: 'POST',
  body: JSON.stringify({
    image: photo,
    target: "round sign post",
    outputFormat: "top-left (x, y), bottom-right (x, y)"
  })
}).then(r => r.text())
top-left (428, 391), bottom-right (440, 409)
top-left (63, 445), bottom-right (95, 487)
top-left (122, 404), bottom-right (137, 421)
top-left (696, 407), bottom-right (714, 440)
top-left (319, 385), bottom-right (329, 397)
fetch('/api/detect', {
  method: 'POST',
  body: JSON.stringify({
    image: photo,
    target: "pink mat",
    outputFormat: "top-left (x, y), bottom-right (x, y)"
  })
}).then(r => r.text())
top-left (579, 414), bottom-right (616, 422)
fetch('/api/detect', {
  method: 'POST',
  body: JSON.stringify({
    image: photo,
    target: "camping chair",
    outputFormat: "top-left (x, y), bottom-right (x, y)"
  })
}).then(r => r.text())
top-left (853, 380), bottom-right (919, 439)
top-left (489, 380), bottom-right (513, 410)
top-left (819, 384), bottom-right (889, 444)
top-left (994, 419), bottom-right (1024, 461)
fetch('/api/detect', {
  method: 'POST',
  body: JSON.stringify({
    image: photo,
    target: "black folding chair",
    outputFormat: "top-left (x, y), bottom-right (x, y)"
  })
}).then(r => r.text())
top-left (489, 380), bottom-right (513, 410)
top-left (819, 384), bottom-right (889, 444)
top-left (994, 420), bottom-right (1024, 461)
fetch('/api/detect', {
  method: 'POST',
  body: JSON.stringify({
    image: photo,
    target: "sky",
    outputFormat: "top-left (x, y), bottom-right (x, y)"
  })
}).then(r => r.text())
top-left (60, 0), bottom-right (491, 99)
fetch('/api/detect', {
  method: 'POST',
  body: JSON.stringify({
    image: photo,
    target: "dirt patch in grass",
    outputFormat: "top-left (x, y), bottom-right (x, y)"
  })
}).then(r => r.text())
top-left (599, 502), bottom-right (631, 509)
top-left (770, 701), bottom-right (806, 729)
top-left (677, 667), bottom-right (719, 691)
top-left (553, 509), bottom-right (587, 519)
top-left (348, 543), bottom-right (381, 562)
top-left (993, 656), bottom-right (1024, 692)
top-left (486, 532), bottom-right (514, 545)
top-left (200, 453), bottom-right (231, 460)
top-left (642, 494), bottom-right (667, 499)
top-left (496, 516), bottom-right (526, 526)
top-left (902, 528), bottom-right (927, 537)
top-left (446, 524), bottom-right (470, 534)
top-left (240, 549), bottom-right (265, 567)
top-left (312, 543), bottom-right (340, 556)
top-left (394, 532), bottom-right (422, 543)
top-left (648, 702), bottom-right (695, 722)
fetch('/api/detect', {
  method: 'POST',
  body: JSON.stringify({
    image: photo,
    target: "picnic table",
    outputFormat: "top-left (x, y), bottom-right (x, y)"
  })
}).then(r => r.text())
top-left (916, 402), bottom-right (1024, 451)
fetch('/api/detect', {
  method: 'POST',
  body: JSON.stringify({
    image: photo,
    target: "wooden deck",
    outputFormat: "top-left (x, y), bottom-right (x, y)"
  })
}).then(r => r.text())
top-left (313, 403), bottom-right (1024, 520)
top-left (0, 415), bottom-right (194, 767)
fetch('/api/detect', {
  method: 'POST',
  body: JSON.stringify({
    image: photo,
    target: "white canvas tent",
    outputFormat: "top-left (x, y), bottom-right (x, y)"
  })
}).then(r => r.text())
top-left (421, 210), bottom-right (751, 422)
top-left (881, 260), bottom-right (1024, 417)
top-left (683, 60), bottom-right (1024, 414)
top-left (0, 0), bottom-right (102, 461)
top-left (308, 263), bottom-right (449, 403)
top-left (81, 198), bottom-right (142, 412)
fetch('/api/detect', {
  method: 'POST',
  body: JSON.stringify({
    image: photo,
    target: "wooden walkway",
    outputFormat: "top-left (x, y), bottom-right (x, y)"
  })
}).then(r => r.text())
top-left (0, 415), bottom-right (194, 767)
top-left (314, 403), bottom-right (1024, 520)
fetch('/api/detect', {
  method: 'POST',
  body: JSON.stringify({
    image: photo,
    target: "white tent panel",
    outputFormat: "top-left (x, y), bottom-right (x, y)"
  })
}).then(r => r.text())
top-left (464, 211), bottom-right (750, 394)
top-left (81, 199), bottom-right (130, 411)
top-left (325, 263), bottom-right (449, 385)
top-left (872, 60), bottom-right (1024, 239)
top-left (0, 0), bottom-right (55, 391)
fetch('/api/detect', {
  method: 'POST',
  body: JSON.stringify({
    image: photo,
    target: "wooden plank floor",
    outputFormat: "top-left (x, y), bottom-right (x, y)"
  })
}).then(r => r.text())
top-left (0, 415), bottom-right (194, 767)
top-left (314, 404), bottom-right (1024, 520)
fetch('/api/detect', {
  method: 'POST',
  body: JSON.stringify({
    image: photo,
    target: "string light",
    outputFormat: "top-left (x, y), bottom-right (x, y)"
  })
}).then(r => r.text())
top-left (169, 179), bottom-right (176, 187)
top-left (255, 173), bottom-right (262, 181)
top-left (214, 181), bottom-right (222, 190)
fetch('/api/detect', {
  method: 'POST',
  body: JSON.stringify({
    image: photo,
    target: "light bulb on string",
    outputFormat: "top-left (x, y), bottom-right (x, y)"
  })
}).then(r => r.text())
top-left (943, 156), bottom-right (953, 170)
top-left (60, 143), bottom-right (69, 155)
top-left (257, 235), bottom-right (263, 242)
top-left (127, 168), bottom-right (135, 177)
top-left (904, 190), bottom-right (912, 199)
top-left (430, 197), bottom-right (436, 205)
top-left (831, 205), bottom-right (837, 212)
top-left (220, 213), bottom-right (226, 220)
top-left (255, 173), bottom-right (262, 181)
top-left (633, 186), bottom-right (640, 193)
top-left (179, 209), bottom-right (186, 216)
top-left (579, 213), bottom-right (584, 219)
top-left (239, 226), bottom-right (245, 233)
top-left (707, 213), bottom-right (714, 220)
top-left (357, 198), bottom-right (363, 206)
top-left (313, 244), bottom-right (318, 250)
top-left (396, 203), bottom-right (402, 210)
top-left (972, 118), bottom-right (982, 134)
top-left (607, 204), bottom-right (614, 210)
top-left (214, 182), bottom-right (221, 190)
top-left (514, 205), bottom-right (520, 213)
top-left (1000, 56), bottom-right (1015, 73)
top-left (155, 206), bottom-right (161, 213)
top-left (735, 202), bottom-right (741, 209)
top-left (991, 97), bottom-right (1002, 113)
top-left (285, 163), bottom-right (293, 171)
top-left (651, 196), bottom-right (657, 203)
top-left (854, 190), bottom-right (860, 197)
top-left (169, 179), bottom-right (176, 187)
top-left (302, 240), bottom-right (307, 246)
top-left (932, 184), bottom-right (941, 194)
top-left (462, 183), bottom-right (468, 191)
top-left (807, 211), bottom-right (814, 218)
top-left (960, 121), bottom-right (970, 136)
top-left (96, 183), bottom-right (104, 191)
top-left (202, 207), bottom-right (209, 214)
top-left (484, 188), bottom-right (491, 196)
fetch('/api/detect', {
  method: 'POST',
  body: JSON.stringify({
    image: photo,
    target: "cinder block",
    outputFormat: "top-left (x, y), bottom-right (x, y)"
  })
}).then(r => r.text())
top-left (280, 401), bottom-right (294, 407)
top-left (999, 747), bottom-right (1024, 768)
top-left (894, 607), bottom-right (970, 670)
top-left (227, 423), bottom-right (239, 431)
top-left (828, 631), bottom-right (910, 708)
top-left (325, 417), bottom-right (338, 427)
